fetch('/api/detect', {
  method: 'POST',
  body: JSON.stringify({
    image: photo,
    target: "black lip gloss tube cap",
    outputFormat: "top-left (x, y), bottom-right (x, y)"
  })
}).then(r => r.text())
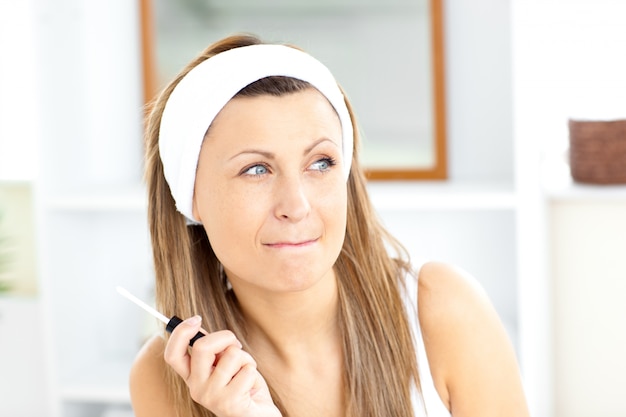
top-left (166, 315), bottom-right (205, 346)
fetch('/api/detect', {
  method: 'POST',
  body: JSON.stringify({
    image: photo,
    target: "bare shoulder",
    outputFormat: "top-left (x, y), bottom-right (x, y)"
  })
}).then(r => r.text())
top-left (417, 262), bottom-right (496, 333)
top-left (418, 261), bottom-right (491, 314)
top-left (129, 333), bottom-right (177, 417)
top-left (417, 262), bottom-right (530, 417)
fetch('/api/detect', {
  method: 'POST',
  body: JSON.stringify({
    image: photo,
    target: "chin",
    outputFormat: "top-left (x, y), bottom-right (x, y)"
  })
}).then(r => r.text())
top-left (265, 266), bottom-right (335, 294)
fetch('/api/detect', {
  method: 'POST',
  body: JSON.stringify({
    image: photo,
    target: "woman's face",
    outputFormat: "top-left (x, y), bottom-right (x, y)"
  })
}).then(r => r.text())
top-left (192, 88), bottom-right (348, 295)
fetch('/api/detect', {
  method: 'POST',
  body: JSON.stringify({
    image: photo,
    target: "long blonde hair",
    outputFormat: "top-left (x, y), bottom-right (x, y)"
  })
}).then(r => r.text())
top-left (144, 34), bottom-right (421, 417)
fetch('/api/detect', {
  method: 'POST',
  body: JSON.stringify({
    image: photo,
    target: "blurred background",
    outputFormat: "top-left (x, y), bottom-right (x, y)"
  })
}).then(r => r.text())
top-left (0, 0), bottom-right (624, 416)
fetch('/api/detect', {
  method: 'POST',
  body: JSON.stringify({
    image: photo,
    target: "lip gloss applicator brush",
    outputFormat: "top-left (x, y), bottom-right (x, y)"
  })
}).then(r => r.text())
top-left (116, 286), bottom-right (205, 346)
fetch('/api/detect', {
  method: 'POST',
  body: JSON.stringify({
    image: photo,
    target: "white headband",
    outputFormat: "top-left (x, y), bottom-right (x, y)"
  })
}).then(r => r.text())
top-left (159, 44), bottom-right (354, 224)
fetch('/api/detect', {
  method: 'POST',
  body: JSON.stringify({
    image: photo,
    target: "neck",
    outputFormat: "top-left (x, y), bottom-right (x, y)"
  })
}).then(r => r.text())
top-left (231, 271), bottom-right (341, 368)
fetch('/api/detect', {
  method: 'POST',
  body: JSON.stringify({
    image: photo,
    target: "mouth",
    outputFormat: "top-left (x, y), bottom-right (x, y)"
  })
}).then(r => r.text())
top-left (263, 238), bottom-right (319, 249)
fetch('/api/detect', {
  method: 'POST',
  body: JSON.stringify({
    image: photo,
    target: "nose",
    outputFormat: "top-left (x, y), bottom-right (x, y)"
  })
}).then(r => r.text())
top-left (273, 175), bottom-right (311, 222)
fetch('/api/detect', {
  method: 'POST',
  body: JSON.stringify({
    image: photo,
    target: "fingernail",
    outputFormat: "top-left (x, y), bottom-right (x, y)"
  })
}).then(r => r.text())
top-left (186, 315), bottom-right (202, 326)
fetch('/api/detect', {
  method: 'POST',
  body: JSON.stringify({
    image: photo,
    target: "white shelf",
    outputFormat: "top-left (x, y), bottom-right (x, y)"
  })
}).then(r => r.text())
top-left (542, 158), bottom-right (626, 202)
top-left (61, 384), bottom-right (130, 405)
top-left (198, 0), bottom-right (423, 14)
top-left (46, 186), bottom-right (147, 212)
top-left (0, 179), bottom-right (33, 186)
top-left (59, 359), bottom-right (132, 404)
top-left (41, 180), bottom-right (519, 212)
top-left (368, 179), bottom-right (517, 211)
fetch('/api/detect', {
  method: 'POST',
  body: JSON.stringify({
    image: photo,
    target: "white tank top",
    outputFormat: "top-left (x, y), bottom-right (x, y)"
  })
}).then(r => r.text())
top-left (404, 272), bottom-right (452, 417)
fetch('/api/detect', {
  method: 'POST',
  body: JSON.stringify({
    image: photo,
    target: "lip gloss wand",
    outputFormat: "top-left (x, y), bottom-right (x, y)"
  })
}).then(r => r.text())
top-left (116, 286), bottom-right (205, 346)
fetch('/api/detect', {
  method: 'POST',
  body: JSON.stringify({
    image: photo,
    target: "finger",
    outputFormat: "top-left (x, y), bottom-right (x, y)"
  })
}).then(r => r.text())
top-left (164, 315), bottom-right (203, 380)
top-left (207, 364), bottom-right (266, 415)
top-left (224, 363), bottom-right (259, 397)
top-left (224, 365), bottom-right (276, 415)
top-left (187, 330), bottom-right (243, 380)
top-left (250, 368), bottom-right (272, 398)
top-left (187, 334), bottom-right (246, 388)
top-left (203, 345), bottom-right (256, 389)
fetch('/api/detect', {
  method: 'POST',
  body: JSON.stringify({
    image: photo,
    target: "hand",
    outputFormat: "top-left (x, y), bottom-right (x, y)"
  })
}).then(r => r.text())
top-left (164, 316), bottom-right (282, 417)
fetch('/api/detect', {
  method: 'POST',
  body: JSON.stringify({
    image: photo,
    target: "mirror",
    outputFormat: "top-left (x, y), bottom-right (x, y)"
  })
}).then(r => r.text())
top-left (140, 0), bottom-right (446, 180)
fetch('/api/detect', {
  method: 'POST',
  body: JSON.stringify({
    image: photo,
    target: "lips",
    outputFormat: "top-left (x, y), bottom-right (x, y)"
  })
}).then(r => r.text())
top-left (263, 238), bottom-right (319, 248)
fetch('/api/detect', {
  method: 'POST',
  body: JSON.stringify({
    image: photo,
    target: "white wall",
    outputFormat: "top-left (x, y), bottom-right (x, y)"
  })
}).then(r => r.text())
top-left (444, 0), bottom-right (514, 181)
top-left (513, 1), bottom-right (626, 416)
top-left (513, 0), bottom-right (626, 159)
top-left (34, 0), bottom-right (144, 196)
top-left (0, 0), bottom-right (39, 181)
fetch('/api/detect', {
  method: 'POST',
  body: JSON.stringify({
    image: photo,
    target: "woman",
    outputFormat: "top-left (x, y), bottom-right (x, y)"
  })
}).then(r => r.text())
top-left (130, 34), bottom-right (529, 417)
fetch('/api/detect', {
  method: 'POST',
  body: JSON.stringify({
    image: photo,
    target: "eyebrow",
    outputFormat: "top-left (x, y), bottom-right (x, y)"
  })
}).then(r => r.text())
top-left (228, 137), bottom-right (338, 161)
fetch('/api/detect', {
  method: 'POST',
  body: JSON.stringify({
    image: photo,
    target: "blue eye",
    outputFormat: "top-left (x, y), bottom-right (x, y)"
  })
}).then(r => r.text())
top-left (310, 157), bottom-right (336, 172)
top-left (243, 164), bottom-right (269, 176)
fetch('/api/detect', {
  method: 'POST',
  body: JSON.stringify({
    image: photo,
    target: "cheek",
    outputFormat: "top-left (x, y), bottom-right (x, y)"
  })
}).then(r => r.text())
top-left (318, 181), bottom-right (348, 242)
top-left (200, 186), bottom-right (265, 254)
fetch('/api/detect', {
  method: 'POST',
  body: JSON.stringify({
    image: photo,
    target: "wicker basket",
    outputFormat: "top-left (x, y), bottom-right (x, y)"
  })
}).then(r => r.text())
top-left (569, 119), bottom-right (626, 184)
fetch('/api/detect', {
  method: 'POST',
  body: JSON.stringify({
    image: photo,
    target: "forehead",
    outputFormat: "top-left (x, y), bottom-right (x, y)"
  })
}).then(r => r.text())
top-left (205, 88), bottom-right (342, 146)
